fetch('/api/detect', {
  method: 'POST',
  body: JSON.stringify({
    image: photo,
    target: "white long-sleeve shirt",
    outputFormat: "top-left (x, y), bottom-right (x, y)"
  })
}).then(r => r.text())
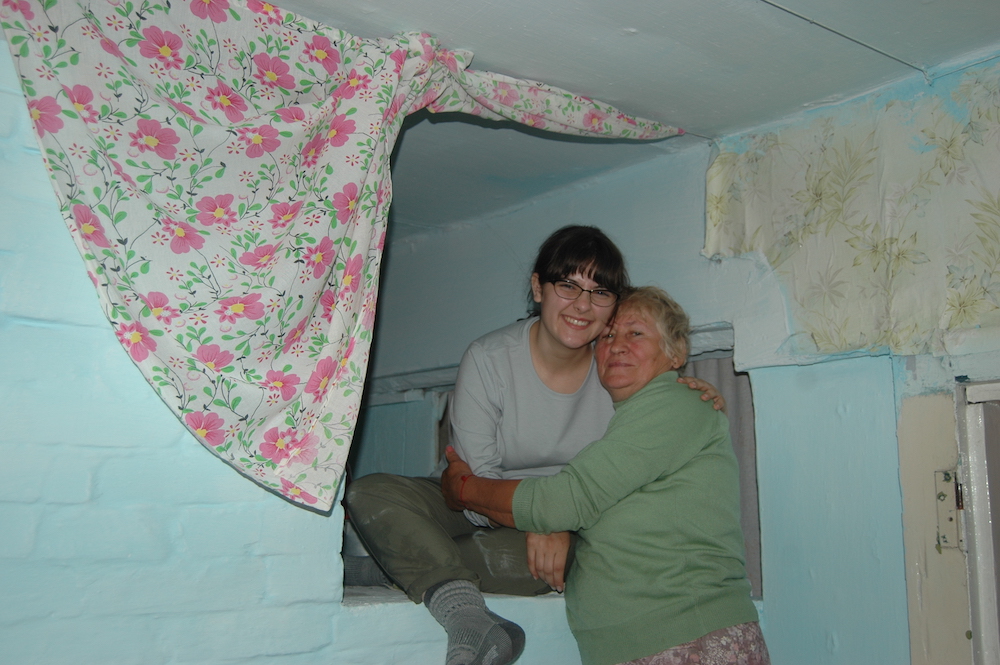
top-left (449, 317), bottom-right (614, 526)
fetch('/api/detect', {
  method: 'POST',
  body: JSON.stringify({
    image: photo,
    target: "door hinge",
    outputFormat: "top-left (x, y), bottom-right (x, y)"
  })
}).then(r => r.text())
top-left (935, 469), bottom-right (964, 551)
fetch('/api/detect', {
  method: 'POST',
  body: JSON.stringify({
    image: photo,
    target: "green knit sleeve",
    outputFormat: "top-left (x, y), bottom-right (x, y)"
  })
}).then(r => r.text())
top-left (513, 373), bottom-right (727, 533)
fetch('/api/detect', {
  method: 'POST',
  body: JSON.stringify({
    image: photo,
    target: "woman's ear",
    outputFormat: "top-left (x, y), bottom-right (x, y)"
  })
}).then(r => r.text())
top-left (530, 273), bottom-right (543, 303)
top-left (664, 342), bottom-right (687, 370)
top-left (670, 344), bottom-right (689, 370)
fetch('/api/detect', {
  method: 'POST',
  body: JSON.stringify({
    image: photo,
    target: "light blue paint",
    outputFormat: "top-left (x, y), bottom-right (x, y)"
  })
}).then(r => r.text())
top-left (351, 394), bottom-right (441, 477)
top-left (750, 356), bottom-right (909, 664)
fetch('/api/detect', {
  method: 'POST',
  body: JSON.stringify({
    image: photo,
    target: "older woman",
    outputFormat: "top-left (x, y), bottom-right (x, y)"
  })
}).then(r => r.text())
top-left (442, 287), bottom-right (768, 665)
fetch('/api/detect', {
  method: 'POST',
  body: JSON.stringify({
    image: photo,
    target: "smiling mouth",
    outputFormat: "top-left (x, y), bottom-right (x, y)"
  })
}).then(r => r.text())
top-left (563, 316), bottom-right (591, 327)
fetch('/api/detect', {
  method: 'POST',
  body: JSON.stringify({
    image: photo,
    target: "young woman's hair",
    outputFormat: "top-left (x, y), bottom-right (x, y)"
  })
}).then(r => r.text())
top-left (528, 225), bottom-right (630, 315)
top-left (618, 286), bottom-right (691, 361)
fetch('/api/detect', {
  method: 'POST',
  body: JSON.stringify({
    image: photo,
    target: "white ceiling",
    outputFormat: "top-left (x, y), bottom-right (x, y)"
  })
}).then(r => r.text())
top-left (276, 0), bottom-right (1000, 237)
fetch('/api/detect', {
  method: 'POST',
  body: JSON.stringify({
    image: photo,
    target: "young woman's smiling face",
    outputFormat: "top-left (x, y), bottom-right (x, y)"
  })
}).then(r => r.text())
top-left (596, 306), bottom-right (682, 401)
top-left (531, 271), bottom-right (616, 352)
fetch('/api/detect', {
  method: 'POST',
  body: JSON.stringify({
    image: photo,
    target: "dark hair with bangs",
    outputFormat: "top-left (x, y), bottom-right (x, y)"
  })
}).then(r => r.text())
top-left (528, 225), bottom-right (630, 316)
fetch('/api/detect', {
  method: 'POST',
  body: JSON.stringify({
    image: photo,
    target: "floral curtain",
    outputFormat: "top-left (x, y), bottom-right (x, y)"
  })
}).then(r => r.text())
top-left (1, 0), bottom-right (679, 511)
top-left (706, 60), bottom-right (1000, 359)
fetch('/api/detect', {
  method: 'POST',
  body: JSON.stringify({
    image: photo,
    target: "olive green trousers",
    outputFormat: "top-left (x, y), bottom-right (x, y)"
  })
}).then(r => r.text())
top-left (345, 473), bottom-right (573, 603)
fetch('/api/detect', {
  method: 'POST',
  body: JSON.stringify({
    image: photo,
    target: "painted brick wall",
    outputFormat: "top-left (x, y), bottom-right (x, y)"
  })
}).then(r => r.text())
top-left (0, 40), bottom-right (348, 663)
top-left (0, 40), bottom-right (580, 665)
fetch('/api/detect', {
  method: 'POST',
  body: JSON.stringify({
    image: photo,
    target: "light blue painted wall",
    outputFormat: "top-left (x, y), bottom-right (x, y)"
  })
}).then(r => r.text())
top-left (751, 356), bottom-right (909, 664)
top-left (351, 394), bottom-right (441, 478)
top-left (0, 41), bottom-right (339, 663)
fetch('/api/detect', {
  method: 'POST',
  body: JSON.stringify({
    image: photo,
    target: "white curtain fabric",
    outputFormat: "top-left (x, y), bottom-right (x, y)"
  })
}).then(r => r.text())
top-left (685, 356), bottom-right (761, 597)
top-left (1, 0), bottom-right (680, 511)
top-left (705, 60), bottom-right (1000, 361)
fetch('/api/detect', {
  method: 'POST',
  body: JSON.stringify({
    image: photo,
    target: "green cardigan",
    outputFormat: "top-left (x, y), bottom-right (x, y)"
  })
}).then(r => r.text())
top-left (512, 371), bottom-right (757, 665)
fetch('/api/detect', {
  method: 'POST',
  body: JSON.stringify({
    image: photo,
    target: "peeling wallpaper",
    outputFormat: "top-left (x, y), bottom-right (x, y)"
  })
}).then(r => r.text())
top-left (706, 54), bottom-right (1000, 362)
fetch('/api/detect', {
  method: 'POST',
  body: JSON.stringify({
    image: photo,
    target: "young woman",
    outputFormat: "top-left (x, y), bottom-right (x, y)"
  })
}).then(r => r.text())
top-left (346, 226), bottom-right (721, 665)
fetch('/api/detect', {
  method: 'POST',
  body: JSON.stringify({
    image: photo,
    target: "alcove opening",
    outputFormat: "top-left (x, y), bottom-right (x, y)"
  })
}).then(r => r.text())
top-left (341, 324), bottom-right (762, 603)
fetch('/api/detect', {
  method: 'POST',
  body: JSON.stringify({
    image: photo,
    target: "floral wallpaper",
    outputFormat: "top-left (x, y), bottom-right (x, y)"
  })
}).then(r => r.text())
top-left (706, 59), bottom-right (1000, 359)
top-left (1, 0), bottom-right (679, 511)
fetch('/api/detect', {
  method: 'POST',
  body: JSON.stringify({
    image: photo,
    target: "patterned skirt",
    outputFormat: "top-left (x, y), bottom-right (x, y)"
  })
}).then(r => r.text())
top-left (618, 621), bottom-right (770, 665)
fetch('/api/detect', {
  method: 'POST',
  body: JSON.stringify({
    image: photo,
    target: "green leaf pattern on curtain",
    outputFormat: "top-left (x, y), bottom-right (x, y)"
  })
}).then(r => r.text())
top-left (705, 61), bottom-right (1000, 359)
top-left (1, 0), bottom-right (679, 510)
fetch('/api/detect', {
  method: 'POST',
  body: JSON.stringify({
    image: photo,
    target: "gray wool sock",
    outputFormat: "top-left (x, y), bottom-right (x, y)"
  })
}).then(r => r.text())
top-left (424, 580), bottom-right (525, 665)
top-left (343, 555), bottom-right (394, 588)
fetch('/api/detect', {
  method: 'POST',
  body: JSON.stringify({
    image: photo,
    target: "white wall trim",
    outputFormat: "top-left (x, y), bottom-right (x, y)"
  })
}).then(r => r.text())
top-left (957, 383), bottom-right (1000, 665)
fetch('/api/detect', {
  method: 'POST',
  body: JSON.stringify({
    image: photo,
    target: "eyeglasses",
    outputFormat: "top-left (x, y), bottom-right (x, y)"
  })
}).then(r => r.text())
top-left (550, 280), bottom-right (619, 307)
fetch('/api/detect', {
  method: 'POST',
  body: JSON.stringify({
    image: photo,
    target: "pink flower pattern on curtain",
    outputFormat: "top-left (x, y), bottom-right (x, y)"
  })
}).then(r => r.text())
top-left (1, 0), bottom-right (680, 511)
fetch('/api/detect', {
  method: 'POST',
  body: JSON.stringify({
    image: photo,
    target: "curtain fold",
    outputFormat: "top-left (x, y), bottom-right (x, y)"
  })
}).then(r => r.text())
top-left (2, 0), bottom-right (680, 510)
top-left (684, 357), bottom-right (760, 597)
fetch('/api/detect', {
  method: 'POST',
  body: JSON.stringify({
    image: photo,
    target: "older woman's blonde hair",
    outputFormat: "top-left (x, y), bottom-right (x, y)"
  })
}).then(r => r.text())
top-left (617, 286), bottom-right (690, 363)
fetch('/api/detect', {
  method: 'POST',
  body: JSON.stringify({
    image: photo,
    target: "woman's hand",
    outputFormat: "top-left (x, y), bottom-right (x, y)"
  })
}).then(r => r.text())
top-left (526, 531), bottom-right (571, 593)
top-left (441, 446), bottom-right (474, 511)
top-left (677, 376), bottom-right (726, 412)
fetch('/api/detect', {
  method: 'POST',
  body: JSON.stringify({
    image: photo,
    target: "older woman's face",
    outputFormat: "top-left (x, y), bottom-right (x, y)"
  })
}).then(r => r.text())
top-left (596, 306), bottom-right (683, 402)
